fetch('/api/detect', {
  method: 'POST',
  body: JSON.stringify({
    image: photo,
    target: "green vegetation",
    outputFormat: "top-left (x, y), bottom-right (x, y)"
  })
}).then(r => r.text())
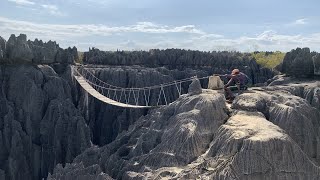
top-left (251, 51), bottom-right (285, 69)
top-left (77, 51), bottom-right (84, 64)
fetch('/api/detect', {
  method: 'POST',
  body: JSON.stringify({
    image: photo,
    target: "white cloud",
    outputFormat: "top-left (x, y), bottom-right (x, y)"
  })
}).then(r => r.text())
top-left (294, 18), bottom-right (308, 25)
top-left (287, 18), bottom-right (308, 26)
top-left (41, 4), bottom-right (64, 16)
top-left (0, 16), bottom-right (319, 52)
top-left (8, 0), bottom-right (35, 5)
top-left (0, 16), bottom-right (205, 39)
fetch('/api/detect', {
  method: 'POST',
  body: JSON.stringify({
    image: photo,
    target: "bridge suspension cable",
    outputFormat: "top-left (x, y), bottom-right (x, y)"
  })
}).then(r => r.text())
top-left (72, 65), bottom-right (210, 108)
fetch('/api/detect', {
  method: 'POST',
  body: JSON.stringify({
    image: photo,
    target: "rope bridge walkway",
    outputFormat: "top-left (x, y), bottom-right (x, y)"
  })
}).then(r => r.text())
top-left (71, 65), bottom-right (212, 108)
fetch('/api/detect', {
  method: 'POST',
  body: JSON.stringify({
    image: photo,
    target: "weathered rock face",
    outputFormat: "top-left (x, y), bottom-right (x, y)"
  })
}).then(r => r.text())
top-left (188, 78), bottom-right (202, 95)
top-left (55, 47), bottom-right (78, 64)
top-left (79, 63), bottom-right (272, 146)
top-left (281, 47), bottom-right (315, 77)
top-left (313, 54), bottom-right (320, 75)
top-left (64, 90), bottom-right (229, 179)
top-left (0, 65), bottom-right (91, 180)
top-left (0, 36), bottom-right (6, 60)
top-left (28, 39), bottom-right (59, 64)
top-left (47, 163), bottom-right (113, 180)
top-left (83, 48), bottom-right (274, 84)
top-left (177, 111), bottom-right (320, 180)
top-left (2, 34), bottom-right (319, 180)
top-left (6, 34), bottom-right (34, 62)
top-left (1, 34), bottom-right (77, 64)
top-left (78, 65), bottom-right (211, 146)
top-left (50, 80), bottom-right (320, 180)
top-left (233, 83), bottom-right (320, 165)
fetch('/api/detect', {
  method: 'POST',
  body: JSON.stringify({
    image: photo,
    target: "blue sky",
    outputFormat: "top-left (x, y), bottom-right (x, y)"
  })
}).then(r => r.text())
top-left (0, 0), bottom-right (320, 51)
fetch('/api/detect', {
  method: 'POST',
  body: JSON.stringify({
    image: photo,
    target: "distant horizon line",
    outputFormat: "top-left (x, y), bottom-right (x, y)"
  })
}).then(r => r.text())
top-left (1, 33), bottom-right (315, 53)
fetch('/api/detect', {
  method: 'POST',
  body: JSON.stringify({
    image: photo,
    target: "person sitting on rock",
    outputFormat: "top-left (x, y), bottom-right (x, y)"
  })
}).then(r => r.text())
top-left (223, 69), bottom-right (249, 101)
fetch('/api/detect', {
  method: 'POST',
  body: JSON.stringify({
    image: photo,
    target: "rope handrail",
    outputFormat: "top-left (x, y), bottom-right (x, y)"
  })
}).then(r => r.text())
top-left (73, 65), bottom-right (210, 91)
top-left (71, 64), bottom-right (216, 107)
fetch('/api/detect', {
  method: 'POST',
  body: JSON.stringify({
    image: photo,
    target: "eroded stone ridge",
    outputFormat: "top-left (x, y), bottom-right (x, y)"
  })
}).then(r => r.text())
top-left (49, 80), bottom-right (320, 180)
top-left (47, 163), bottom-right (113, 180)
top-left (281, 47), bottom-right (319, 77)
top-left (0, 34), bottom-right (78, 64)
top-left (83, 47), bottom-right (274, 84)
top-left (0, 65), bottom-right (91, 180)
top-left (313, 54), bottom-right (320, 75)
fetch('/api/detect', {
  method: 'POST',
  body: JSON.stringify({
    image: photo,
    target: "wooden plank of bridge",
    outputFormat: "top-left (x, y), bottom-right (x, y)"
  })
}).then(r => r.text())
top-left (74, 75), bottom-right (153, 108)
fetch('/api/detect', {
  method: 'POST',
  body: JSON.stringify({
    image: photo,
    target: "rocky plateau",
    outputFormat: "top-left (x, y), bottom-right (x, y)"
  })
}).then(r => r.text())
top-left (0, 34), bottom-right (319, 180)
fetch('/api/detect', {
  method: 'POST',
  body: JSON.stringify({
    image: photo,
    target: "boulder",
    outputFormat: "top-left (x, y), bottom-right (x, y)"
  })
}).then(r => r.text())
top-left (188, 77), bottom-right (202, 95)
top-left (207, 75), bottom-right (224, 90)
top-left (267, 74), bottom-right (292, 86)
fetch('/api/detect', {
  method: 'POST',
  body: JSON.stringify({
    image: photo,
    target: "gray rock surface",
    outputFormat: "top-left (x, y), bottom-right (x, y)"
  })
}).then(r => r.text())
top-left (0, 65), bottom-right (91, 180)
top-left (313, 54), bottom-right (320, 75)
top-left (78, 65), bottom-right (209, 146)
top-left (83, 48), bottom-right (274, 84)
top-left (188, 78), bottom-right (202, 95)
top-left (29, 39), bottom-right (59, 64)
top-left (50, 80), bottom-right (320, 180)
top-left (1, 34), bottom-right (77, 64)
top-left (267, 74), bottom-right (291, 86)
top-left (281, 47), bottom-right (315, 77)
top-left (233, 82), bottom-right (320, 164)
top-left (55, 46), bottom-right (78, 64)
top-left (0, 36), bottom-right (6, 60)
top-left (78, 63), bottom-right (271, 147)
top-left (2, 34), bottom-right (320, 180)
top-left (47, 163), bottom-right (113, 180)
top-left (63, 90), bottom-right (229, 179)
top-left (176, 110), bottom-right (320, 180)
top-left (6, 34), bottom-right (34, 62)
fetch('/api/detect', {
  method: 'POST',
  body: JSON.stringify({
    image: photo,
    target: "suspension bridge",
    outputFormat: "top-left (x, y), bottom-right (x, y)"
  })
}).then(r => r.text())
top-left (72, 65), bottom-right (221, 108)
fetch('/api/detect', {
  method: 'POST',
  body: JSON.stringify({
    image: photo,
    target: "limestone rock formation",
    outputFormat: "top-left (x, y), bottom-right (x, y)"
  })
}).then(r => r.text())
top-left (0, 34), bottom-right (77, 64)
top-left (313, 54), bottom-right (320, 75)
top-left (0, 65), bottom-right (91, 180)
top-left (266, 74), bottom-right (291, 86)
top-left (55, 47), bottom-right (79, 64)
top-left (6, 34), bottom-right (34, 62)
top-left (83, 48), bottom-right (274, 84)
top-left (49, 80), bottom-right (320, 180)
top-left (188, 78), bottom-right (202, 95)
top-left (28, 39), bottom-right (59, 64)
top-left (78, 63), bottom-right (270, 146)
top-left (176, 111), bottom-right (320, 180)
top-left (2, 34), bottom-right (320, 180)
top-left (281, 48), bottom-right (314, 77)
top-left (208, 75), bottom-right (224, 90)
top-left (0, 36), bottom-right (6, 60)
top-left (77, 65), bottom-right (209, 146)
top-left (47, 163), bottom-right (113, 180)
top-left (61, 90), bottom-right (229, 179)
top-left (233, 82), bottom-right (320, 164)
